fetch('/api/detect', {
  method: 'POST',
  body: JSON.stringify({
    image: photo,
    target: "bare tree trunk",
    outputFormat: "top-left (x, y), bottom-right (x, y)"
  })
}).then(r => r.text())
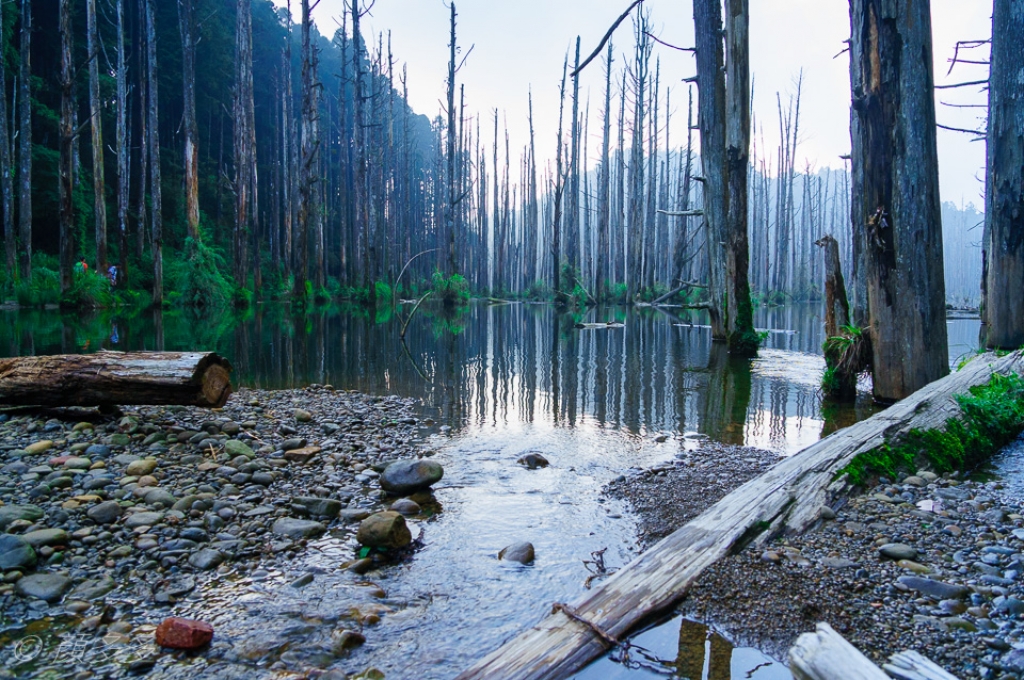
top-left (17, 0), bottom-right (31, 281)
top-left (147, 0), bottom-right (164, 304)
top-left (981, 0), bottom-right (1024, 349)
top-left (282, 1), bottom-right (294, 279)
top-left (116, 0), bottom-right (129, 286)
top-left (295, 0), bottom-right (319, 300)
top-left (528, 90), bottom-right (539, 287)
top-left (552, 59), bottom-right (568, 298)
top-left (233, 0), bottom-right (255, 287)
top-left (694, 0), bottom-right (757, 354)
top-left (59, 0), bottom-right (75, 295)
top-left (596, 42), bottom-right (613, 301)
top-left (849, 0), bottom-right (948, 401)
top-left (626, 19), bottom-right (650, 302)
top-left (567, 38), bottom-right (581, 279)
top-left (0, 1), bottom-right (13, 280)
top-left (87, 0), bottom-right (107, 275)
top-left (445, 2), bottom-right (458, 278)
top-left (178, 0), bottom-right (201, 243)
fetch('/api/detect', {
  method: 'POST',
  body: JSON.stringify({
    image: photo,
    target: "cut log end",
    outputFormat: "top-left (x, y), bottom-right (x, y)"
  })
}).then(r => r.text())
top-left (198, 362), bottom-right (233, 408)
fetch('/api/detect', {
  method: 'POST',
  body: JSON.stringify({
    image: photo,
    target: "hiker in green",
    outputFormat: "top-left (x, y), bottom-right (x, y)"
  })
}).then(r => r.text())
top-left (74, 258), bottom-right (88, 276)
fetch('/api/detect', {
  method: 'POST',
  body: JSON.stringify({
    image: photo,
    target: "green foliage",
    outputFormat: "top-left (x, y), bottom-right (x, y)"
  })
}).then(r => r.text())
top-left (838, 372), bottom-right (1024, 485)
top-left (176, 237), bottom-right (232, 309)
top-left (431, 270), bottom-right (470, 306)
top-left (374, 281), bottom-right (392, 305)
top-left (62, 270), bottom-right (112, 309)
top-left (233, 286), bottom-right (254, 309)
top-left (822, 324), bottom-right (869, 400)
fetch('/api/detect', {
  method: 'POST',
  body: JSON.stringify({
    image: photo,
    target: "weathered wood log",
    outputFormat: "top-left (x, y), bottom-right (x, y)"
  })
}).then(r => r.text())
top-left (789, 623), bottom-right (959, 680)
top-left (789, 623), bottom-right (889, 680)
top-left (884, 651), bottom-right (960, 680)
top-left (457, 352), bottom-right (1023, 680)
top-left (0, 351), bottom-right (233, 408)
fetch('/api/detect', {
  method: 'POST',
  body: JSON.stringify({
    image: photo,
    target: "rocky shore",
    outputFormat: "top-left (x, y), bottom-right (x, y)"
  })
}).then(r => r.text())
top-left (610, 437), bottom-right (1024, 679)
top-left (0, 386), bottom-right (438, 679)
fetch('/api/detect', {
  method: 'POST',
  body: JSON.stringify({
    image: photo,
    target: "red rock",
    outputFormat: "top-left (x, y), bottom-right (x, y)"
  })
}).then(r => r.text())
top-left (49, 456), bottom-right (72, 466)
top-left (155, 617), bottom-right (214, 650)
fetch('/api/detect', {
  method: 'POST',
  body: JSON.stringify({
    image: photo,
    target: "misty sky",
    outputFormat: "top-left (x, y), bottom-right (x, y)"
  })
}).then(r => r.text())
top-left (278, 0), bottom-right (992, 207)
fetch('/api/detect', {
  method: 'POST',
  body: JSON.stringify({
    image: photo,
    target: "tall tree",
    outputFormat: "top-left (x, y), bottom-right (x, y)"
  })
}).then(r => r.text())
top-left (0, 2), bottom-right (13, 279)
top-left (17, 0), bottom-right (31, 280)
top-left (693, 0), bottom-right (757, 355)
top-left (147, 0), bottom-right (164, 304)
top-left (115, 0), bottom-right (129, 283)
top-left (849, 0), bottom-right (948, 400)
top-left (445, 2), bottom-right (459, 277)
top-left (178, 0), bottom-right (201, 243)
top-left (596, 42), bottom-right (613, 300)
top-left (87, 0), bottom-right (107, 274)
top-left (981, 0), bottom-right (1024, 349)
top-left (59, 0), bottom-right (75, 294)
top-left (295, 0), bottom-right (320, 299)
top-left (234, 0), bottom-right (256, 284)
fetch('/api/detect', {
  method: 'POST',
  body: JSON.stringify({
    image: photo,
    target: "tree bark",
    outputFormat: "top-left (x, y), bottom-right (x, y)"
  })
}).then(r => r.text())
top-left (17, 0), bottom-right (32, 281)
top-left (0, 1), bottom-right (13, 279)
top-left (981, 0), bottom-right (1024, 350)
top-left (87, 0), bottom-right (108, 275)
top-left (0, 352), bottom-right (233, 408)
top-left (115, 0), bottom-right (129, 287)
top-left (849, 0), bottom-right (949, 401)
top-left (59, 0), bottom-right (75, 295)
top-left (147, 0), bottom-right (164, 304)
top-left (234, 0), bottom-right (256, 285)
top-left (178, 0), bottom-right (201, 243)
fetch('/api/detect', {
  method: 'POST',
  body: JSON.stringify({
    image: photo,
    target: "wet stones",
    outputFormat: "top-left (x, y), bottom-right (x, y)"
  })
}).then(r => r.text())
top-left (380, 459), bottom-right (444, 494)
top-left (878, 543), bottom-right (918, 561)
top-left (86, 500), bottom-right (122, 524)
top-left (291, 496), bottom-right (343, 519)
top-left (126, 458), bottom-right (158, 476)
top-left (357, 512), bottom-right (412, 550)
top-left (0, 534), bottom-right (36, 570)
top-left (22, 528), bottom-right (69, 548)
top-left (498, 542), bottom-right (535, 565)
top-left (897, 576), bottom-right (970, 600)
top-left (516, 453), bottom-right (550, 470)
top-left (188, 548), bottom-right (225, 571)
top-left (16, 572), bottom-right (71, 602)
top-left (0, 504), bottom-right (44, 530)
top-left (223, 440), bottom-right (254, 458)
top-left (389, 498), bottom-right (421, 516)
top-left (271, 518), bottom-right (327, 540)
top-left (155, 617), bottom-right (214, 650)
top-left (285, 446), bottom-right (321, 464)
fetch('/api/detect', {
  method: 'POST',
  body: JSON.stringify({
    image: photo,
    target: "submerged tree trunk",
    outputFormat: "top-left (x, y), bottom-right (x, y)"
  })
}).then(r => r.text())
top-left (694, 0), bottom-right (757, 355)
top-left (849, 0), bottom-right (948, 401)
top-left (59, 0), bottom-right (75, 295)
top-left (981, 0), bottom-right (1024, 350)
top-left (115, 0), bottom-right (129, 286)
top-left (87, 0), bottom-right (107, 275)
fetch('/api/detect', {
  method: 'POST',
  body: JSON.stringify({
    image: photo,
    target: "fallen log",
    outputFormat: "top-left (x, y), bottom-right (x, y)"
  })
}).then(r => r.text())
top-left (457, 351), bottom-right (1024, 680)
top-left (789, 623), bottom-right (959, 680)
top-left (789, 623), bottom-right (889, 680)
top-left (0, 351), bottom-right (233, 408)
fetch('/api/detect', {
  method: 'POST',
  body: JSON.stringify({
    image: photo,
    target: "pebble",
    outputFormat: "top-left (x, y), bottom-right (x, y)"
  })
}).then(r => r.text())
top-left (498, 542), bottom-right (536, 565)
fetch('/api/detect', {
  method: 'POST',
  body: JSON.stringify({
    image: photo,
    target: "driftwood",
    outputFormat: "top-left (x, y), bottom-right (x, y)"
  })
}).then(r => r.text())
top-left (789, 623), bottom-right (889, 680)
top-left (457, 352), bottom-right (1023, 680)
top-left (0, 351), bottom-right (233, 408)
top-left (789, 623), bottom-right (958, 680)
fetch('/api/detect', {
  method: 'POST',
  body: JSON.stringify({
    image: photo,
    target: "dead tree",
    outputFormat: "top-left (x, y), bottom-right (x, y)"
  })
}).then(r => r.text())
top-left (981, 0), bottom-right (1024, 349)
top-left (147, 0), bottom-right (164, 304)
top-left (849, 0), bottom-right (948, 401)
top-left (295, 0), bottom-right (321, 299)
top-left (596, 43), bottom-right (613, 300)
top-left (178, 0), bottom-right (201, 243)
top-left (0, 1), bottom-right (13, 278)
top-left (552, 58), bottom-right (568, 298)
top-left (17, 0), bottom-right (31, 280)
top-left (115, 0), bottom-right (129, 285)
top-left (234, 0), bottom-right (256, 285)
top-left (58, 0), bottom-right (75, 294)
top-left (87, 0), bottom-right (107, 275)
top-left (694, 0), bottom-right (758, 355)
top-left (444, 2), bottom-right (459, 278)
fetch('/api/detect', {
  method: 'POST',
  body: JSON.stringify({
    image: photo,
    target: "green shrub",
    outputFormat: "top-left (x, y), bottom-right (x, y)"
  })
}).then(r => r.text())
top-left (431, 270), bottom-right (470, 305)
top-left (62, 270), bottom-right (112, 308)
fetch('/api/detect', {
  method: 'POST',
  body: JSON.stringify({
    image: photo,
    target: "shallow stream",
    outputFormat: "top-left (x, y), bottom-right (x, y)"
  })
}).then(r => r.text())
top-left (0, 302), bottom-right (986, 679)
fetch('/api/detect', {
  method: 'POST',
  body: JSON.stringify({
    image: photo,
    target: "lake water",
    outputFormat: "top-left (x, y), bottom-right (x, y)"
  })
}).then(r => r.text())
top-left (0, 302), bottom-right (985, 679)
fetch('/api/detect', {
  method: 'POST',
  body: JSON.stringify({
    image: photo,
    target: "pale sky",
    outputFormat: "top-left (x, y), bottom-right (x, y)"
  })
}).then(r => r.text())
top-left (280, 0), bottom-right (992, 207)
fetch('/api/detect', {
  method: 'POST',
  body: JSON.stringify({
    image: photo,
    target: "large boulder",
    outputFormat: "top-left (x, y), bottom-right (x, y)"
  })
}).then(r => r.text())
top-left (155, 617), bottom-right (214, 650)
top-left (16, 573), bottom-right (71, 602)
top-left (498, 542), bottom-right (535, 565)
top-left (356, 512), bottom-right (412, 550)
top-left (379, 460), bottom-right (444, 494)
top-left (0, 505), bottom-right (44, 530)
top-left (271, 518), bottom-right (326, 540)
